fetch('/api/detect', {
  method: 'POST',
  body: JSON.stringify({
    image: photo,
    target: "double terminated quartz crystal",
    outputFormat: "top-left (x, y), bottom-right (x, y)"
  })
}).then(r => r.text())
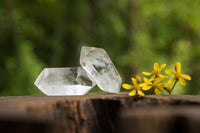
top-left (34, 67), bottom-right (96, 95)
top-left (34, 46), bottom-right (122, 95)
top-left (80, 46), bottom-right (121, 93)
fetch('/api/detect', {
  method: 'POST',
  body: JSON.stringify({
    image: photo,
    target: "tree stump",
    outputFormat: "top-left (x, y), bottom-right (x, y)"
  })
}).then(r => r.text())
top-left (0, 92), bottom-right (200, 133)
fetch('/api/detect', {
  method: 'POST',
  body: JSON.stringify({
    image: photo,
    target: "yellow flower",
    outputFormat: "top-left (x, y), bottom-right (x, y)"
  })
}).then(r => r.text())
top-left (142, 77), bottom-right (165, 95)
top-left (136, 75), bottom-right (141, 82)
top-left (142, 62), bottom-right (167, 79)
top-left (165, 62), bottom-right (191, 86)
top-left (122, 77), bottom-right (145, 96)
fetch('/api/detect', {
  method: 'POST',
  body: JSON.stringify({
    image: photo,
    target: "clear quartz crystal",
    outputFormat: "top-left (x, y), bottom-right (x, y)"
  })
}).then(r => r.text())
top-left (80, 46), bottom-right (122, 93)
top-left (34, 67), bottom-right (96, 96)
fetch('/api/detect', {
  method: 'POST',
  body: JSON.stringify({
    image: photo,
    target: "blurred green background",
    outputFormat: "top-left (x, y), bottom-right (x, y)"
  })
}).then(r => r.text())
top-left (0, 0), bottom-right (200, 96)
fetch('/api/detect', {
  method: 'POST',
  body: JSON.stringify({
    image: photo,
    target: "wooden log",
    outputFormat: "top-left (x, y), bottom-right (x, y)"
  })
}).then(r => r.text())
top-left (0, 93), bottom-right (200, 133)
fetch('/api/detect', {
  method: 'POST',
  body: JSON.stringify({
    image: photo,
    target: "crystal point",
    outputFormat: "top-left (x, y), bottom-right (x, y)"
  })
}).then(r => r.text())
top-left (34, 67), bottom-right (96, 95)
top-left (80, 46), bottom-right (122, 93)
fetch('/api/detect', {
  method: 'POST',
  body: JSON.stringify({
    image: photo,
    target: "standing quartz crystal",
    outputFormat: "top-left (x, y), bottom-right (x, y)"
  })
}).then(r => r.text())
top-left (34, 67), bottom-right (96, 95)
top-left (80, 46), bottom-right (122, 93)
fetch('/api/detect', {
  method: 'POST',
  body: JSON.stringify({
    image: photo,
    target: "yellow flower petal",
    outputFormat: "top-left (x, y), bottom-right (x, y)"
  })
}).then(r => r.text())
top-left (182, 74), bottom-right (191, 80)
top-left (137, 90), bottom-right (145, 96)
top-left (143, 78), bottom-right (152, 85)
top-left (154, 77), bottom-right (164, 83)
top-left (139, 83), bottom-right (146, 87)
top-left (131, 78), bottom-right (137, 85)
top-left (179, 77), bottom-right (186, 86)
top-left (142, 72), bottom-right (152, 76)
top-left (167, 77), bottom-right (176, 84)
top-left (175, 62), bottom-right (181, 73)
top-left (155, 88), bottom-right (162, 95)
top-left (165, 70), bottom-right (175, 75)
top-left (143, 78), bottom-right (148, 82)
top-left (159, 74), bottom-right (168, 78)
top-left (158, 83), bottom-right (165, 89)
top-left (122, 84), bottom-right (133, 89)
top-left (149, 75), bottom-right (155, 81)
top-left (159, 64), bottom-right (166, 71)
top-left (129, 89), bottom-right (136, 96)
top-left (154, 62), bottom-right (159, 70)
top-left (142, 85), bottom-right (152, 90)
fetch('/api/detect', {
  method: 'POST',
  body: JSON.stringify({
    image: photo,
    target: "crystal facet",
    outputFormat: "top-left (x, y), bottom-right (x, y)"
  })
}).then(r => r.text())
top-left (80, 46), bottom-right (122, 93)
top-left (34, 67), bottom-right (96, 95)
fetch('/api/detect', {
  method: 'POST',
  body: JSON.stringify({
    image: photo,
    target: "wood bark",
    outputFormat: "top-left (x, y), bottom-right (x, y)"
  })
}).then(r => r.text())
top-left (0, 93), bottom-right (200, 133)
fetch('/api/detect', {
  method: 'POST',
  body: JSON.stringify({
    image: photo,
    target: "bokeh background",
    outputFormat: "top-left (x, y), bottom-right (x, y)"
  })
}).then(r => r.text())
top-left (0, 0), bottom-right (200, 96)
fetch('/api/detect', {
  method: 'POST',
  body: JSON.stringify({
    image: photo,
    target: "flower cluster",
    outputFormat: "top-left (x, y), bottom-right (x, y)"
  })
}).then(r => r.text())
top-left (122, 62), bottom-right (191, 96)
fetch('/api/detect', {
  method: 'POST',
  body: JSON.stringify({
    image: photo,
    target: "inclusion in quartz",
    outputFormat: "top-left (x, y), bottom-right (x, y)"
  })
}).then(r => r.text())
top-left (80, 46), bottom-right (122, 93)
top-left (34, 67), bottom-right (96, 96)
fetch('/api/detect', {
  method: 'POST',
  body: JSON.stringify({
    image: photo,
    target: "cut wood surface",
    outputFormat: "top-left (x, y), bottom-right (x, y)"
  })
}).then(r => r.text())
top-left (0, 92), bottom-right (200, 133)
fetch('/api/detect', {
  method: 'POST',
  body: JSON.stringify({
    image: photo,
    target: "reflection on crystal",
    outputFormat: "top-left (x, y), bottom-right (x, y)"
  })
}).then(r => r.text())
top-left (34, 67), bottom-right (96, 95)
top-left (80, 46), bottom-right (122, 93)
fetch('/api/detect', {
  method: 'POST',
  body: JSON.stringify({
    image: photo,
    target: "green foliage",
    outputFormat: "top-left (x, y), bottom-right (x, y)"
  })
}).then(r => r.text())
top-left (0, 0), bottom-right (200, 95)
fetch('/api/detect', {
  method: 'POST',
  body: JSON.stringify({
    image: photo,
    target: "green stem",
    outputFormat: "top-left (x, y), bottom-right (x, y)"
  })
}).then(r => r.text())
top-left (169, 80), bottom-right (178, 94)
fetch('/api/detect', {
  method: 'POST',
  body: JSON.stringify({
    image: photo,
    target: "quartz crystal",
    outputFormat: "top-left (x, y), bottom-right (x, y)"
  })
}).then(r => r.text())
top-left (34, 67), bottom-right (96, 95)
top-left (80, 46), bottom-right (122, 93)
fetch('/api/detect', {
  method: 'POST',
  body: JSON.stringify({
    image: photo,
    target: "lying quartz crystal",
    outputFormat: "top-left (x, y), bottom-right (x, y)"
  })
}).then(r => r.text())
top-left (80, 46), bottom-right (122, 93)
top-left (34, 67), bottom-right (96, 95)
